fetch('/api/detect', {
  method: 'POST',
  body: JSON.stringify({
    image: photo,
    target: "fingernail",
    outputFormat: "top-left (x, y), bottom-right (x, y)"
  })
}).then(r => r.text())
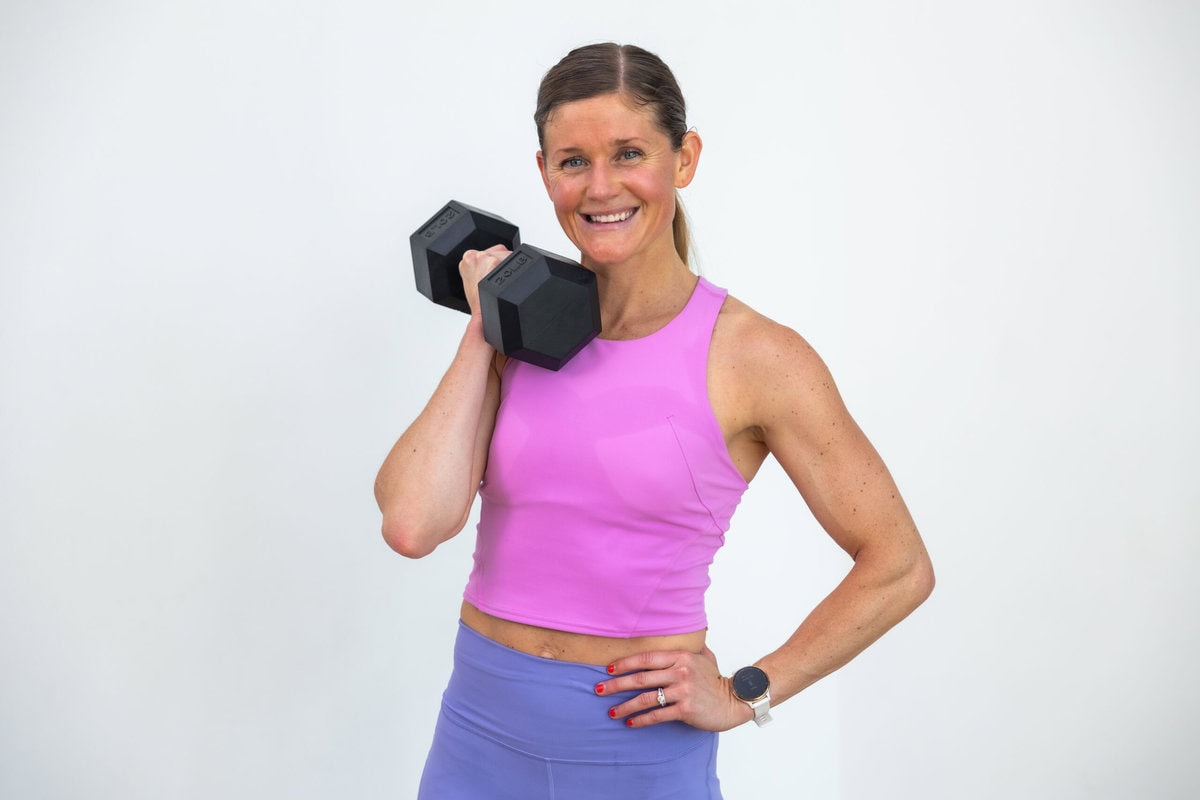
top-left (608, 708), bottom-right (617, 718)
top-left (606, 664), bottom-right (616, 674)
top-left (595, 683), bottom-right (605, 695)
top-left (625, 718), bottom-right (634, 727)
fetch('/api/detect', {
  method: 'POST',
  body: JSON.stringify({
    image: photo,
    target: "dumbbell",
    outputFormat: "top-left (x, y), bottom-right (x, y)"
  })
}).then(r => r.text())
top-left (410, 200), bottom-right (602, 371)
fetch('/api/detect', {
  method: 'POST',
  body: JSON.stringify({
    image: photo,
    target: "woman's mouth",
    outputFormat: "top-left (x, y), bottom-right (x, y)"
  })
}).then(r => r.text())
top-left (584, 208), bottom-right (636, 224)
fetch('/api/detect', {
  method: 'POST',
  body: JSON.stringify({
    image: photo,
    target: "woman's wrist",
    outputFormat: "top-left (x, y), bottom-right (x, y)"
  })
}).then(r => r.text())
top-left (457, 315), bottom-right (495, 358)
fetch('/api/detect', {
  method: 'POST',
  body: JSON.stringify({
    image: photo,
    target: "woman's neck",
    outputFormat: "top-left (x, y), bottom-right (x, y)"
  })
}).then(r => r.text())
top-left (589, 254), bottom-right (697, 341)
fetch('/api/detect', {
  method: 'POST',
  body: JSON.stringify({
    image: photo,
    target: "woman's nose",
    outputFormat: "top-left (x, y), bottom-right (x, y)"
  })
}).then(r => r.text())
top-left (585, 163), bottom-right (619, 201)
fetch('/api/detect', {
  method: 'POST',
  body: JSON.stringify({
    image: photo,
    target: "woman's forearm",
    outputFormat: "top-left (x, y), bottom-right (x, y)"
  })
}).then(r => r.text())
top-left (758, 541), bottom-right (935, 706)
top-left (374, 318), bottom-right (499, 557)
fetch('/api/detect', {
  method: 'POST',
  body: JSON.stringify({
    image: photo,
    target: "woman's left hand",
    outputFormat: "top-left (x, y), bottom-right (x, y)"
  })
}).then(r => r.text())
top-left (596, 647), bottom-right (754, 732)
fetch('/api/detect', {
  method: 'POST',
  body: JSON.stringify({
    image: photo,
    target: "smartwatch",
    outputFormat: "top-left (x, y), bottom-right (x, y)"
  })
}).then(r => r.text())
top-left (732, 666), bottom-right (773, 727)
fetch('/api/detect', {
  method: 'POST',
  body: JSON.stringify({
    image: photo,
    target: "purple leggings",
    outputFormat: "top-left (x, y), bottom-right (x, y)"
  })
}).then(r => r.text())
top-left (417, 622), bottom-right (723, 799)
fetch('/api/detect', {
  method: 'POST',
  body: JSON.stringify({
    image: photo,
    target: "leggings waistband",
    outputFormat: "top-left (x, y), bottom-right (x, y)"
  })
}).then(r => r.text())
top-left (444, 620), bottom-right (713, 764)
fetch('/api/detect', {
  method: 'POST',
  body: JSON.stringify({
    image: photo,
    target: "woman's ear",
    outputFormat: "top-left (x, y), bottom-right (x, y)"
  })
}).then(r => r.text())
top-left (674, 131), bottom-right (702, 189)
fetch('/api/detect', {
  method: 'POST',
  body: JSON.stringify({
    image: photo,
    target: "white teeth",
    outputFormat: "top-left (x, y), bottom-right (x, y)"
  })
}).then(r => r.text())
top-left (587, 210), bottom-right (633, 223)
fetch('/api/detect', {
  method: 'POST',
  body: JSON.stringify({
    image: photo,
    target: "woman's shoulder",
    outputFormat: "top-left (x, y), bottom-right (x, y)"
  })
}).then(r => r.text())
top-left (710, 291), bottom-right (838, 421)
top-left (713, 292), bottom-right (823, 370)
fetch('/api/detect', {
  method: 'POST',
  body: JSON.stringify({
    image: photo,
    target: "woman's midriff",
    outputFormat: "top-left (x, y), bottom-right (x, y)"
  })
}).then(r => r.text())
top-left (460, 602), bottom-right (708, 666)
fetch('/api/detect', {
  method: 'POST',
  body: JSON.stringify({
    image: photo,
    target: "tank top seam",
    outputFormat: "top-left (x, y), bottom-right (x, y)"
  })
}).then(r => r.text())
top-left (628, 511), bottom-right (713, 637)
top-left (666, 414), bottom-right (725, 532)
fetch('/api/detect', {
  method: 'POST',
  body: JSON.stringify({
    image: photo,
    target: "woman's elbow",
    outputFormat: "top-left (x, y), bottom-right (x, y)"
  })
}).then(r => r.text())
top-left (379, 509), bottom-right (467, 559)
top-left (906, 548), bottom-right (936, 609)
top-left (381, 519), bottom-right (436, 559)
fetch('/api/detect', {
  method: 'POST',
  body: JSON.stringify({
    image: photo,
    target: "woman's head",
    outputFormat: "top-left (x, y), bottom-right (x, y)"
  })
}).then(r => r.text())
top-left (534, 44), bottom-right (695, 264)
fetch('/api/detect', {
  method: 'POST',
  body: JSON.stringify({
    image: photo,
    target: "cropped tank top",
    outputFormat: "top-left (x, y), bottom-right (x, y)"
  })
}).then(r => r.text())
top-left (463, 277), bottom-right (750, 638)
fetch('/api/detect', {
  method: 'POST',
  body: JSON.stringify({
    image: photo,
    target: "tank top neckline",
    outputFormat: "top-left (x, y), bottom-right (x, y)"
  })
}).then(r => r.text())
top-left (593, 275), bottom-right (716, 345)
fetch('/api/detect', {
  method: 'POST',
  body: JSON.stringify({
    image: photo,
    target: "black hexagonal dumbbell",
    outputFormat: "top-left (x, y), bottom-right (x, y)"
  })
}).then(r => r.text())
top-left (410, 200), bottom-right (602, 371)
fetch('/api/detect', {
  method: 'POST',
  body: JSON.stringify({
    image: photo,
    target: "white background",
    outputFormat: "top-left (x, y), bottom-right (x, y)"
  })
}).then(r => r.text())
top-left (2, 1), bottom-right (1197, 798)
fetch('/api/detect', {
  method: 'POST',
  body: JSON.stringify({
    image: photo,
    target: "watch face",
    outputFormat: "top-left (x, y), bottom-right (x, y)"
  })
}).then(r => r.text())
top-left (733, 666), bottom-right (769, 701)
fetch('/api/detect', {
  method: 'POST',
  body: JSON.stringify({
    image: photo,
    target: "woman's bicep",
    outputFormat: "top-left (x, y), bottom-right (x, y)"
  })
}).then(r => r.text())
top-left (754, 333), bottom-right (921, 563)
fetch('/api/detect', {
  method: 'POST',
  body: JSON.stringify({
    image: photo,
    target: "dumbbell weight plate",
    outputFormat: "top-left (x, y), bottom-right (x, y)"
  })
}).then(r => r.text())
top-left (478, 244), bottom-right (602, 371)
top-left (410, 200), bottom-right (520, 314)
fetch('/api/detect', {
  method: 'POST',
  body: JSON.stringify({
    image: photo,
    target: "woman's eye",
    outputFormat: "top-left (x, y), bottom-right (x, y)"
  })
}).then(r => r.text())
top-left (619, 149), bottom-right (642, 161)
top-left (561, 156), bottom-right (585, 169)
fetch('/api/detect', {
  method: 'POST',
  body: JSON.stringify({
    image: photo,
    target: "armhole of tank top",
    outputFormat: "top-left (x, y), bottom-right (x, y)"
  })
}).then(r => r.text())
top-left (700, 285), bottom-right (750, 491)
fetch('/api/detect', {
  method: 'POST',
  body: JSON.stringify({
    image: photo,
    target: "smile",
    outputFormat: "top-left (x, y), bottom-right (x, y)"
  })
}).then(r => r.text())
top-left (584, 209), bottom-right (636, 224)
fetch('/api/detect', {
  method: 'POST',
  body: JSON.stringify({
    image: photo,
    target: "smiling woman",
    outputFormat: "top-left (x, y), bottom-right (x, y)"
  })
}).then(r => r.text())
top-left (374, 42), bottom-right (934, 799)
top-left (534, 43), bottom-right (697, 267)
top-left (535, 92), bottom-right (700, 280)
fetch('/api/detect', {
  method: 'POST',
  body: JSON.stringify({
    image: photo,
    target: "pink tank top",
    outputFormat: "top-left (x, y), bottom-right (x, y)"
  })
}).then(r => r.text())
top-left (464, 277), bottom-right (749, 637)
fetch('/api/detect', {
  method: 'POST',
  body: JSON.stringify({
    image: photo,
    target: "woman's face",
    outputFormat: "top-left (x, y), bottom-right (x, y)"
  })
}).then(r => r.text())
top-left (536, 93), bottom-right (700, 270)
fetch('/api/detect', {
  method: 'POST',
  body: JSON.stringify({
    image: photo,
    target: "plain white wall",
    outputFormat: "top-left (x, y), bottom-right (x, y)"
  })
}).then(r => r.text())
top-left (2, 1), bottom-right (1196, 798)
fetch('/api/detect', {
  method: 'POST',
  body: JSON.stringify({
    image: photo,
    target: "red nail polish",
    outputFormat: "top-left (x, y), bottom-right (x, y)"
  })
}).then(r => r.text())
top-left (595, 683), bottom-right (605, 695)
top-left (607, 664), bottom-right (616, 675)
top-left (625, 718), bottom-right (634, 727)
top-left (608, 708), bottom-right (617, 719)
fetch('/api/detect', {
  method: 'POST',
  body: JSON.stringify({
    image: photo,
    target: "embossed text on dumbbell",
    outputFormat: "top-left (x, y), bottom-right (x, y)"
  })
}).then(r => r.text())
top-left (491, 252), bottom-right (532, 287)
top-left (419, 206), bottom-right (460, 240)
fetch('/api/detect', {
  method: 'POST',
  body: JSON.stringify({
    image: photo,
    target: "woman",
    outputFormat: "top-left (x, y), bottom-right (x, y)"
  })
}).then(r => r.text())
top-left (375, 42), bottom-right (934, 799)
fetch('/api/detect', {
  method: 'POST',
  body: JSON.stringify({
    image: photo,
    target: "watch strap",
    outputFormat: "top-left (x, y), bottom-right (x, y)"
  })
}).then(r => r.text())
top-left (747, 691), bottom-right (773, 726)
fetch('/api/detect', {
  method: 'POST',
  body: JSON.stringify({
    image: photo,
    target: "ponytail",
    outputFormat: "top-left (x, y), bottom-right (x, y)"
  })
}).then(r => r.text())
top-left (672, 191), bottom-right (691, 266)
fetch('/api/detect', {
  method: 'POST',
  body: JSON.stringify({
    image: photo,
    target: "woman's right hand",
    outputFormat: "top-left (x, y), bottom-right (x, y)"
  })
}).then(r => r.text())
top-left (460, 245), bottom-right (512, 318)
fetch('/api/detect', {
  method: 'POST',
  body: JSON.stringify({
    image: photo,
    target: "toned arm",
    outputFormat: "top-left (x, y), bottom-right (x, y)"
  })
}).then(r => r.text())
top-left (374, 247), bottom-right (512, 558)
top-left (716, 301), bottom-right (935, 706)
top-left (592, 297), bottom-right (933, 733)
